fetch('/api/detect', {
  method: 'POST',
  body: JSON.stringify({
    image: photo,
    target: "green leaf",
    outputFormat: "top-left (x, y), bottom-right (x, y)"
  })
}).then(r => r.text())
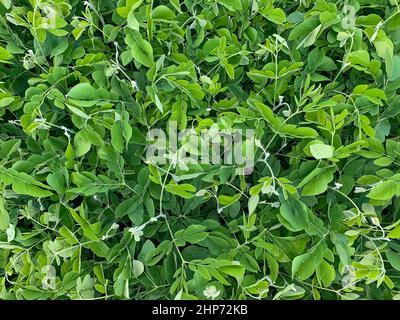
top-left (292, 242), bottom-right (326, 281)
top-left (298, 24), bottom-right (322, 49)
top-left (292, 252), bottom-right (316, 280)
top-left (0, 46), bottom-right (13, 62)
top-left (386, 250), bottom-right (400, 271)
top-left (0, 0), bottom-right (11, 9)
top-left (301, 168), bottom-right (334, 196)
top-left (74, 127), bottom-right (104, 157)
top-left (279, 196), bottom-right (327, 236)
top-left (70, 172), bottom-right (119, 196)
top-left (310, 143), bottom-right (334, 159)
top-left (46, 171), bottom-right (65, 194)
top-left (152, 5), bottom-right (176, 20)
top-left (263, 8), bottom-right (286, 24)
top-left (66, 104), bottom-right (91, 119)
top-left (248, 195), bottom-right (259, 215)
top-left (74, 131), bottom-right (92, 157)
top-left (127, 9), bottom-right (140, 31)
top-left (174, 225), bottom-right (208, 246)
top-left (219, 264), bottom-right (245, 278)
top-left (252, 101), bottom-right (274, 123)
top-left (216, 0), bottom-right (242, 11)
top-left (115, 195), bottom-right (143, 219)
top-left (348, 50), bottom-right (370, 67)
top-left (367, 180), bottom-right (397, 201)
top-left (59, 226), bottom-right (79, 245)
top-left (0, 139), bottom-right (21, 159)
top-left (316, 260), bottom-right (335, 287)
top-left (218, 194), bottom-right (241, 206)
top-left (292, 127), bottom-right (318, 138)
top-left (0, 197), bottom-right (9, 231)
top-left (389, 55), bottom-right (400, 81)
top-left (165, 183), bottom-right (196, 199)
top-left (67, 83), bottom-right (97, 101)
top-left (132, 260), bottom-right (144, 278)
top-left (111, 121), bottom-right (125, 153)
top-left (126, 32), bottom-right (154, 68)
top-left (288, 16), bottom-right (320, 41)
top-left (0, 167), bottom-right (53, 197)
top-left (388, 224), bottom-right (400, 239)
top-left (330, 233), bottom-right (352, 266)
top-left (69, 207), bottom-right (98, 241)
top-left (145, 240), bottom-right (171, 266)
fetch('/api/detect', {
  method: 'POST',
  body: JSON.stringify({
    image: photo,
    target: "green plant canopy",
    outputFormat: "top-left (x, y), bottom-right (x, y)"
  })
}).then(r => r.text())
top-left (0, 0), bottom-right (400, 300)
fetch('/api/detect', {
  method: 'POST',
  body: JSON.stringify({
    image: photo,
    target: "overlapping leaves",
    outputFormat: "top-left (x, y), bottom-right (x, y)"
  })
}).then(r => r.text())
top-left (0, 0), bottom-right (400, 301)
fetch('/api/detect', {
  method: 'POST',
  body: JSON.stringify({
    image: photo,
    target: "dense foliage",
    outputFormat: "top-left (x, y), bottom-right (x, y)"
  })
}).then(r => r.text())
top-left (1, 0), bottom-right (400, 300)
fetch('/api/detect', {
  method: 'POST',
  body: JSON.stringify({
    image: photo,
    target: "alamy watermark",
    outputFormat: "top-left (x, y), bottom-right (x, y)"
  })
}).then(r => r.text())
top-left (145, 121), bottom-right (255, 175)
top-left (342, 4), bottom-right (356, 29)
top-left (41, 265), bottom-right (56, 290)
